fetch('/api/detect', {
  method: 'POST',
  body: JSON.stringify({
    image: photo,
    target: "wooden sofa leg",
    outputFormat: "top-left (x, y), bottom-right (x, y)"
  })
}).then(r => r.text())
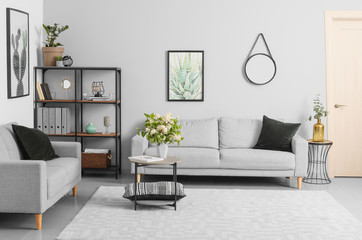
top-left (72, 185), bottom-right (78, 197)
top-left (297, 177), bottom-right (302, 190)
top-left (35, 214), bottom-right (42, 230)
top-left (137, 174), bottom-right (141, 183)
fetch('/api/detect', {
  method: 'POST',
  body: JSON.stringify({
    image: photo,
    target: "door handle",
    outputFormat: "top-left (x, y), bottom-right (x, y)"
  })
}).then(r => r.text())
top-left (334, 104), bottom-right (347, 108)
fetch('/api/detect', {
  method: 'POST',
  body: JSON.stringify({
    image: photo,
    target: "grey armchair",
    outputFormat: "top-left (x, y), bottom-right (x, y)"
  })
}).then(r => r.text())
top-left (0, 123), bottom-right (81, 230)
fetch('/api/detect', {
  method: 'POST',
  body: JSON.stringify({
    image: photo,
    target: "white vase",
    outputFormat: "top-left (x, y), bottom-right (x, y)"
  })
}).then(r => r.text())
top-left (157, 143), bottom-right (168, 158)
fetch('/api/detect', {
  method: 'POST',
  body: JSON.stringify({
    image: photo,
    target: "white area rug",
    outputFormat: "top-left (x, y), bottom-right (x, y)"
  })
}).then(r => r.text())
top-left (57, 186), bottom-right (362, 240)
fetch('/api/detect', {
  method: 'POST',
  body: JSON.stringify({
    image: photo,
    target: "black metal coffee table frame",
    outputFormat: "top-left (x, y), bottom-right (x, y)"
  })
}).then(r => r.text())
top-left (133, 161), bottom-right (178, 211)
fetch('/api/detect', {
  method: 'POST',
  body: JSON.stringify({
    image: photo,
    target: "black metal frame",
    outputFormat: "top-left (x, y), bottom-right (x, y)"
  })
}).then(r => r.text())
top-left (33, 66), bottom-right (122, 179)
top-left (303, 141), bottom-right (333, 184)
top-left (134, 162), bottom-right (178, 211)
top-left (244, 33), bottom-right (277, 86)
top-left (7, 8), bottom-right (30, 99)
top-left (167, 50), bottom-right (204, 102)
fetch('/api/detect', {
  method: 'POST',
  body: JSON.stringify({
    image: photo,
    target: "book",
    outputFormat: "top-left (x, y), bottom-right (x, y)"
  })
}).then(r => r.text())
top-left (43, 83), bottom-right (53, 100)
top-left (55, 108), bottom-right (62, 134)
top-left (128, 155), bottom-right (164, 163)
top-left (40, 84), bottom-right (48, 100)
top-left (43, 107), bottom-right (49, 134)
top-left (36, 82), bottom-right (45, 100)
top-left (84, 148), bottom-right (109, 154)
top-left (37, 107), bottom-right (43, 131)
top-left (49, 108), bottom-right (55, 134)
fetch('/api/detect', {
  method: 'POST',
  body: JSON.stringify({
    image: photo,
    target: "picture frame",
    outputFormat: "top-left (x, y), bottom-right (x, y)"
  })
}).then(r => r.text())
top-left (7, 8), bottom-right (30, 99)
top-left (168, 50), bottom-right (204, 101)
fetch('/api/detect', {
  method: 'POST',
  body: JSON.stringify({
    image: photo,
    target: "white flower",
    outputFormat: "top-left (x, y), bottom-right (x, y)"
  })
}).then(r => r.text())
top-left (162, 112), bottom-right (172, 123)
top-left (149, 119), bottom-right (154, 123)
top-left (145, 128), bottom-right (150, 132)
top-left (150, 129), bottom-right (157, 135)
top-left (155, 113), bottom-right (160, 119)
top-left (169, 120), bottom-right (174, 125)
top-left (162, 128), bottom-right (168, 134)
top-left (166, 124), bottom-right (171, 130)
top-left (156, 125), bottom-right (165, 131)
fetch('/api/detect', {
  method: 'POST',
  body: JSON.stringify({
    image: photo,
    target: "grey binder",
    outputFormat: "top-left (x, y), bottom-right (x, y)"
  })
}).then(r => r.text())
top-left (49, 108), bottom-right (55, 134)
top-left (43, 108), bottom-right (49, 134)
top-left (55, 108), bottom-right (62, 134)
top-left (61, 108), bottom-right (71, 134)
top-left (37, 108), bottom-right (43, 132)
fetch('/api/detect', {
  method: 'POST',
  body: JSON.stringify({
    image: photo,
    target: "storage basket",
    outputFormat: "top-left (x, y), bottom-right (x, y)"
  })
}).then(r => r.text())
top-left (82, 150), bottom-right (111, 169)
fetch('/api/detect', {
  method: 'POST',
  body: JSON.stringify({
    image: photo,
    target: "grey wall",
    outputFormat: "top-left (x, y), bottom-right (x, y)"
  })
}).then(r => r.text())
top-left (0, 0), bottom-right (43, 126)
top-left (43, 0), bottom-right (362, 172)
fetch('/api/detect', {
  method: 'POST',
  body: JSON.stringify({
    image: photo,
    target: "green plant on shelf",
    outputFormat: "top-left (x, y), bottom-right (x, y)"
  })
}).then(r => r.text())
top-left (43, 23), bottom-right (69, 47)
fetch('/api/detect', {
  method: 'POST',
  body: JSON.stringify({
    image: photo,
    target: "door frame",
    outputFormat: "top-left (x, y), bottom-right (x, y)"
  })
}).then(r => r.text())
top-left (325, 11), bottom-right (362, 177)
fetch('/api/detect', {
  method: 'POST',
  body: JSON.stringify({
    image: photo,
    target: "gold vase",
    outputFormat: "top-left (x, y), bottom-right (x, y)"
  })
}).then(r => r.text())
top-left (313, 118), bottom-right (324, 142)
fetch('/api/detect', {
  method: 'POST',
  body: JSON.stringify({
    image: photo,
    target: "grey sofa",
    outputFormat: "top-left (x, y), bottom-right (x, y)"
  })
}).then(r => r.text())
top-left (0, 123), bottom-right (81, 230)
top-left (131, 117), bottom-right (308, 189)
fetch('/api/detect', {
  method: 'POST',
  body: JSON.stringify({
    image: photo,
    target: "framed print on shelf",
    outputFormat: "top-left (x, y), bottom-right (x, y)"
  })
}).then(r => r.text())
top-left (7, 8), bottom-right (30, 99)
top-left (168, 50), bottom-right (204, 101)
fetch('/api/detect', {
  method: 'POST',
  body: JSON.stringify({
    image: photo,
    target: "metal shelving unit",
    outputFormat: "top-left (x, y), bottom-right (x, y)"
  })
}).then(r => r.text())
top-left (34, 66), bottom-right (121, 179)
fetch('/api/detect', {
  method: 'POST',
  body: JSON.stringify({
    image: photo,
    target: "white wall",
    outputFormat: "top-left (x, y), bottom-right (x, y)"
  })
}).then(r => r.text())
top-left (0, 0), bottom-right (43, 126)
top-left (43, 0), bottom-right (362, 172)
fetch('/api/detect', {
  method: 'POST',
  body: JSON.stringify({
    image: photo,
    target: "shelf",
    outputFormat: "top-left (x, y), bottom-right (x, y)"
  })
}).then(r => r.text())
top-left (48, 132), bottom-right (120, 137)
top-left (36, 100), bottom-right (120, 104)
top-left (34, 66), bottom-right (121, 71)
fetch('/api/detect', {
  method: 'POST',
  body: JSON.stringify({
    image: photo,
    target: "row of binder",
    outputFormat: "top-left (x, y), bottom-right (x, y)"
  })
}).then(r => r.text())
top-left (37, 108), bottom-right (71, 134)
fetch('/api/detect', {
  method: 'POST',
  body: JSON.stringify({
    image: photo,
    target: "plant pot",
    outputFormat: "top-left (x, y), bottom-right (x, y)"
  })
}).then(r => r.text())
top-left (313, 118), bottom-right (324, 142)
top-left (56, 61), bottom-right (63, 67)
top-left (157, 143), bottom-right (168, 158)
top-left (42, 47), bottom-right (64, 66)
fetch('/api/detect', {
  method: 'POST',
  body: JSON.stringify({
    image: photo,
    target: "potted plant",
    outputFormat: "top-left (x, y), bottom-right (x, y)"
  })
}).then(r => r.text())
top-left (309, 94), bottom-right (328, 142)
top-left (55, 56), bottom-right (63, 67)
top-left (42, 23), bottom-right (69, 66)
top-left (137, 113), bottom-right (183, 158)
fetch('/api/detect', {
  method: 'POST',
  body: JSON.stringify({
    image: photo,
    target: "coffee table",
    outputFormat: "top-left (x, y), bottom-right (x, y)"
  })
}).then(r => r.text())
top-left (129, 156), bottom-right (181, 210)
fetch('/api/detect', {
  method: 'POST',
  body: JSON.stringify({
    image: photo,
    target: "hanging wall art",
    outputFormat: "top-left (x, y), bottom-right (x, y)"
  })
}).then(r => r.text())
top-left (168, 50), bottom-right (204, 101)
top-left (7, 8), bottom-right (30, 99)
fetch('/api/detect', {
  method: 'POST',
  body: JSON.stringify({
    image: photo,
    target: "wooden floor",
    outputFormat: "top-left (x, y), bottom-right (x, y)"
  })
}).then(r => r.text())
top-left (0, 173), bottom-right (361, 240)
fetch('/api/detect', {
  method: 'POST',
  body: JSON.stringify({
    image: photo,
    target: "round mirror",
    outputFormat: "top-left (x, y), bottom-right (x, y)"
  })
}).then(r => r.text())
top-left (244, 53), bottom-right (276, 85)
top-left (61, 79), bottom-right (72, 90)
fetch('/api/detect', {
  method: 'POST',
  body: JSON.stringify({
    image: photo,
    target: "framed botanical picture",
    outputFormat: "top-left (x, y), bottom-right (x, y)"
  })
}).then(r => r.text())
top-left (168, 50), bottom-right (204, 101)
top-left (7, 8), bottom-right (29, 99)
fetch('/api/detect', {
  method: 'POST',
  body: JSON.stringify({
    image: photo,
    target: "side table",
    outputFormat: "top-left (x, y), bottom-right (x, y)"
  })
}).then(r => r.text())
top-left (129, 156), bottom-right (181, 210)
top-left (303, 140), bottom-right (333, 184)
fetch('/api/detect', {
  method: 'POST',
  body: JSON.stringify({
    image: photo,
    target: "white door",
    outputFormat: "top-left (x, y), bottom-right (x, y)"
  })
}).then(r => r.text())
top-left (325, 11), bottom-right (362, 177)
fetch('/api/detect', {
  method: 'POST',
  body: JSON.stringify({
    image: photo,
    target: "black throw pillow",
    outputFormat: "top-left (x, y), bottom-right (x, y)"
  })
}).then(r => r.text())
top-left (12, 124), bottom-right (59, 160)
top-left (254, 116), bottom-right (301, 152)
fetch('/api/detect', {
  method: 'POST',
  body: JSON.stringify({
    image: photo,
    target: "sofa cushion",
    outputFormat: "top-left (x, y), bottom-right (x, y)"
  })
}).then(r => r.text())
top-left (0, 123), bottom-right (22, 160)
top-left (46, 157), bottom-right (80, 199)
top-left (12, 124), bottom-right (59, 160)
top-left (220, 149), bottom-right (295, 170)
top-left (219, 117), bottom-right (262, 149)
top-left (144, 147), bottom-right (220, 168)
top-left (168, 118), bottom-right (219, 149)
top-left (254, 116), bottom-right (301, 152)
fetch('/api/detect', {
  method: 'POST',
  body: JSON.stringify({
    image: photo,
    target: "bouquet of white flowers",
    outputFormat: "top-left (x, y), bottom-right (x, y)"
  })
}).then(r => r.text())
top-left (137, 112), bottom-right (184, 146)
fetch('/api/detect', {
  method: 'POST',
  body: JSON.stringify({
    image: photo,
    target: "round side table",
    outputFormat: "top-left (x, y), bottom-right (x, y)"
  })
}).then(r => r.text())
top-left (303, 140), bottom-right (333, 184)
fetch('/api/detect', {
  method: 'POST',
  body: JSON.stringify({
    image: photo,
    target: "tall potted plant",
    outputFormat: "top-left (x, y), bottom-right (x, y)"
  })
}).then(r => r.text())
top-left (137, 113), bottom-right (183, 158)
top-left (309, 94), bottom-right (328, 142)
top-left (42, 23), bottom-right (69, 66)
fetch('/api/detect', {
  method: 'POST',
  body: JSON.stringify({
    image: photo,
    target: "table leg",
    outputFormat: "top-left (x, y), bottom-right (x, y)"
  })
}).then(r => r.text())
top-left (174, 163), bottom-right (177, 211)
top-left (134, 163), bottom-right (138, 210)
